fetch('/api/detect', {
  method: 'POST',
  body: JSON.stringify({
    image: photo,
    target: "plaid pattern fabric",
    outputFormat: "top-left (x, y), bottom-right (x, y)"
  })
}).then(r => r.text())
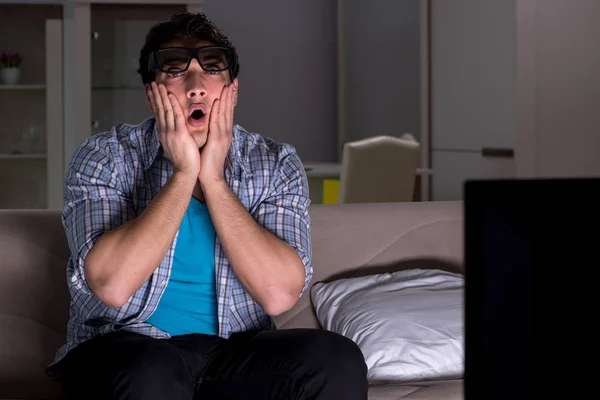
top-left (49, 116), bottom-right (312, 370)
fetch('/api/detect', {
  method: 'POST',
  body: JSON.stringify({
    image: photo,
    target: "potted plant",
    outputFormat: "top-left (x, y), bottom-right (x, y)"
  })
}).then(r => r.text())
top-left (0, 51), bottom-right (23, 85)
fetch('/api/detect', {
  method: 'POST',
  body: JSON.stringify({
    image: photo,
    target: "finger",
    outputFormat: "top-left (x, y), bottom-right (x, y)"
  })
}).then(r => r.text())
top-left (159, 84), bottom-right (175, 133)
top-left (227, 81), bottom-right (237, 128)
top-left (220, 83), bottom-right (231, 120)
top-left (226, 82), bottom-right (236, 130)
top-left (168, 93), bottom-right (185, 133)
top-left (152, 82), bottom-right (166, 131)
top-left (222, 83), bottom-right (233, 131)
top-left (217, 84), bottom-right (230, 134)
top-left (147, 85), bottom-right (156, 114)
top-left (209, 97), bottom-right (221, 135)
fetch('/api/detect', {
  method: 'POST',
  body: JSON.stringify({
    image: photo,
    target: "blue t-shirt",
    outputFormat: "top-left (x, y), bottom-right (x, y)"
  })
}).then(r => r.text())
top-left (146, 196), bottom-right (218, 336)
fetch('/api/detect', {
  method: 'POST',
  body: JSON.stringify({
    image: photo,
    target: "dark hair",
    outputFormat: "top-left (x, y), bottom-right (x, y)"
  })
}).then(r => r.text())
top-left (138, 11), bottom-right (239, 84)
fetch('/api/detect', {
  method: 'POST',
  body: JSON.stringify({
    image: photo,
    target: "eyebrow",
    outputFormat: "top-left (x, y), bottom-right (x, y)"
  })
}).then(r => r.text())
top-left (200, 54), bottom-right (225, 62)
top-left (162, 56), bottom-right (188, 63)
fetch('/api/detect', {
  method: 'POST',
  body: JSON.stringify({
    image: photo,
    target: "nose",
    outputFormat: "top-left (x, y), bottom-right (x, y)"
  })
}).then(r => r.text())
top-left (185, 59), bottom-right (208, 99)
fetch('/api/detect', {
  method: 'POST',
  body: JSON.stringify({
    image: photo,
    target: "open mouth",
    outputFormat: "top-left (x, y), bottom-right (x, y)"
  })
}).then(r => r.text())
top-left (188, 107), bottom-right (207, 127)
top-left (191, 109), bottom-right (205, 120)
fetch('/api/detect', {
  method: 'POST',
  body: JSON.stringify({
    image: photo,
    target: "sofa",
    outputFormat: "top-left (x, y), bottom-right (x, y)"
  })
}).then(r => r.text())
top-left (0, 200), bottom-right (464, 400)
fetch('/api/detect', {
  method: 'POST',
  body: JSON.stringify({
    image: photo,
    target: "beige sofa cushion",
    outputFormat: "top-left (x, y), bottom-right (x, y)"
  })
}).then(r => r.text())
top-left (0, 210), bottom-right (69, 399)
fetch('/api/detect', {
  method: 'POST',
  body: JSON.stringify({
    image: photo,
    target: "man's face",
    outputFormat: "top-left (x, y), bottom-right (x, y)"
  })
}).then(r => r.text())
top-left (146, 38), bottom-right (234, 149)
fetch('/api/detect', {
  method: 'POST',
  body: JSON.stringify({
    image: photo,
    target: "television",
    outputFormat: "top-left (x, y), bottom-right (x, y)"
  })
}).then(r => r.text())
top-left (463, 178), bottom-right (600, 399)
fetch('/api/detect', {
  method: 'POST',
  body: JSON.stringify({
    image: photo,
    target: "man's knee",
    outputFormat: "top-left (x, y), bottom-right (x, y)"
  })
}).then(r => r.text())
top-left (308, 330), bottom-right (367, 376)
top-left (291, 330), bottom-right (368, 399)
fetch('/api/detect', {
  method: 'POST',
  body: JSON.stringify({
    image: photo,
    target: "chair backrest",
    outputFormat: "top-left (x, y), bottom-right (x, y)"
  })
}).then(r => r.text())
top-left (337, 135), bottom-right (420, 204)
top-left (400, 132), bottom-right (418, 142)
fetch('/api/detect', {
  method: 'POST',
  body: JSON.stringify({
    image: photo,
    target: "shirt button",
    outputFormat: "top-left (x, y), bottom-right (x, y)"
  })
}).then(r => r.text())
top-left (160, 280), bottom-right (167, 287)
top-left (151, 327), bottom-right (157, 333)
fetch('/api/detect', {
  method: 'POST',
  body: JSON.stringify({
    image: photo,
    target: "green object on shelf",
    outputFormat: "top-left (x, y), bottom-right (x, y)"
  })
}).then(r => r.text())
top-left (308, 177), bottom-right (323, 204)
top-left (308, 177), bottom-right (340, 205)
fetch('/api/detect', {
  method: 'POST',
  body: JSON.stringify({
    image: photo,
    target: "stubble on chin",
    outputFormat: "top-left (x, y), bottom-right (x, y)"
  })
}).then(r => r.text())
top-left (191, 131), bottom-right (208, 150)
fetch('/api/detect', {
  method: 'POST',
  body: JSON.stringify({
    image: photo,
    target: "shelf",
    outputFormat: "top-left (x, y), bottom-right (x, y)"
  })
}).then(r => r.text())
top-left (303, 163), bottom-right (433, 178)
top-left (0, 84), bottom-right (46, 90)
top-left (0, 153), bottom-right (47, 160)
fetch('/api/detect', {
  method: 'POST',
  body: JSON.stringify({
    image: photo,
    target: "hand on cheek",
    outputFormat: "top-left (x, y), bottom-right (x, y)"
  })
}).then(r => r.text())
top-left (199, 78), bottom-right (238, 185)
top-left (146, 81), bottom-right (200, 178)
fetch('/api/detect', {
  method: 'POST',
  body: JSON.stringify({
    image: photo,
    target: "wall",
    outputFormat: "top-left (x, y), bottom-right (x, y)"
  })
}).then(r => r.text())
top-left (516, 0), bottom-right (600, 178)
top-left (340, 0), bottom-right (421, 146)
top-left (203, 0), bottom-right (339, 163)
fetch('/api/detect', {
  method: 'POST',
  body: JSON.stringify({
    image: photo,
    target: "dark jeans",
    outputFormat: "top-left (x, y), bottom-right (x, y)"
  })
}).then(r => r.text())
top-left (53, 328), bottom-right (368, 400)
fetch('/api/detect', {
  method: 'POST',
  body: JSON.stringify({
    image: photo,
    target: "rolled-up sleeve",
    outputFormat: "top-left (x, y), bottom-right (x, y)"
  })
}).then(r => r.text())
top-left (62, 136), bottom-right (135, 295)
top-left (251, 149), bottom-right (313, 296)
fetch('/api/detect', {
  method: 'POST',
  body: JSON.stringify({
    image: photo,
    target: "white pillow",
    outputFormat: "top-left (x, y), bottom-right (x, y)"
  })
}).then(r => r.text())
top-left (310, 268), bottom-right (464, 383)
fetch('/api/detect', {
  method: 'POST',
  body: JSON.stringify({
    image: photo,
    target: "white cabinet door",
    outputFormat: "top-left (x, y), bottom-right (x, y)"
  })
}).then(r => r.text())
top-left (432, 150), bottom-right (515, 201)
top-left (430, 0), bottom-right (517, 200)
top-left (431, 0), bottom-right (516, 151)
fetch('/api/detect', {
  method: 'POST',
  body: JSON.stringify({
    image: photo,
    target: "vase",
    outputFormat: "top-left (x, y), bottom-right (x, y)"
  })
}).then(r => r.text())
top-left (1, 67), bottom-right (21, 85)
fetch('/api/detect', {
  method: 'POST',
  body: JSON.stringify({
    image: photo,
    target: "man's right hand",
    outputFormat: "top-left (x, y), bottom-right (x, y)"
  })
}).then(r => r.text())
top-left (148, 82), bottom-right (200, 177)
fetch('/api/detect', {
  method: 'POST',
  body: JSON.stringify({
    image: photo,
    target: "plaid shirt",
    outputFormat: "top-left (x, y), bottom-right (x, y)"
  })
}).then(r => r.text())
top-left (47, 116), bottom-right (312, 374)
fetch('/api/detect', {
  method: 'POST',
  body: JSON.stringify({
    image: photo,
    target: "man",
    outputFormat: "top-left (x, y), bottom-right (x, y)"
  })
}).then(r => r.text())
top-left (45, 10), bottom-right (368, 400)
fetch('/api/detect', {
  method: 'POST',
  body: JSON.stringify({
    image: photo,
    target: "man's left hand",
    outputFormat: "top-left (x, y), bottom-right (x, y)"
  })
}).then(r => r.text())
top-left (199, 78), bottom-right (238, 185)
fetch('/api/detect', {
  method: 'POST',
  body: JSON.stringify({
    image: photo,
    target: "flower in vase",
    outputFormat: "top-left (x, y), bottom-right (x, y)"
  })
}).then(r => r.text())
top-left (0, 52), bottom-right (23, 68)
